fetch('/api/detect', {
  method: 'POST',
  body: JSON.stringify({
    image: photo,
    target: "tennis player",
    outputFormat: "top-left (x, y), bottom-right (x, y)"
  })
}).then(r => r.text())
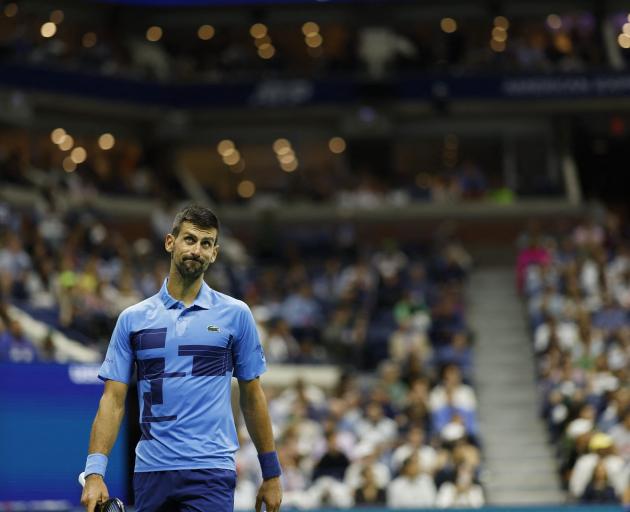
top-left (80, 205), bottom-right (282, 512)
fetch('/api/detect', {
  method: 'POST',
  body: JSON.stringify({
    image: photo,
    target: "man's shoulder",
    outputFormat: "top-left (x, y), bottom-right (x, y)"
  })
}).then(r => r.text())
top-left (118, 294), bottom-right (163, 323)
top-left (209, 288), bottom-right (250, 312)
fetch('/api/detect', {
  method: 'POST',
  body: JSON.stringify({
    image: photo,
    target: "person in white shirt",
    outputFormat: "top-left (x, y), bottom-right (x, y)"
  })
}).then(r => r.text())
top-left (570, 433), bottom-right (629, 497)
top-left (386, 453), bottom-right (436, 508)
top-left (436, 464), bottom-right (485, 508)
top-left (391, 426), bottom-right (437, 474)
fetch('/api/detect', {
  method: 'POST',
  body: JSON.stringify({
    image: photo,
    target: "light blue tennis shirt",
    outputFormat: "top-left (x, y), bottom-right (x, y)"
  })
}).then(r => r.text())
top-left (98, 278), bottom-right (266, 473)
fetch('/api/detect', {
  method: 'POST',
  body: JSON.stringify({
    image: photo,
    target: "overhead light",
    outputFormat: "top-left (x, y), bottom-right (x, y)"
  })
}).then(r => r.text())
top-left (50, 10), bottom-right (64, 24)
top-left (237, 180), bottom-right (255, 198)
top-left (280, 160), bottom-right (298, 172)
top-left (4, 3), bottom-right (18, 18)
top-left (254, 35), bottom-right (271, 48)
top-left (40, 22), bottom-right (57, 38)
top-left (217, 139), bottom-right (235, 156)
top-left (230, 160), bottom-right (246, 173)
top-left (546, 14), bottom-right (562, 30)
top-left (618, 33), bottom-right (630, 49)
top-left (302, 21), bottom-right (319, 37)
top-left (278, 153), bottom-right (296, 165)
top-left (58, 135), bottom-right (74, 151)
top-left (70, 147), bottom-right (87, 164)
top-left (494, 16), bottom-right (509, 30)
top-left (223, 150), bottom-right (241, 166)
top-left (51, 128), bottom-right (66, 145)
top-left (440, 18), bottom-right (457, 34)
top-left (250, 23), bottom-right (268, 39)
top-left (273, 138), bottom-right (291, 153)
top-left (146, 26), bottom-right (162, 42)
top-left (258, 44), bottom-right (275, 59)
top-left (305, 33), bottom-right (323, 48)
top-left (328, 137), bottom-right (346, 154)
top-left (62, 157), bottom-right (76, 173)
top-left (492, 27), bottom-right (508, 42)
top-left (198, 24), bottom-right (215, 40)
top-left (98, 133), bottom-right (115, 150)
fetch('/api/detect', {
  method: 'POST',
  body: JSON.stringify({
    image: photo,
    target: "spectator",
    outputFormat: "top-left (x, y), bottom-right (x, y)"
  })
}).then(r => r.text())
top-left (354, 466), bottom-right (386, 506)
top-left (580, 460), bottom-right (619, 504)
top-left (312, 431), bottom-right (351, 482)
top-left (386, 454), bottom-right (436, 508)
top-left (0, 319), bottom-right (38, 363)
top-left (435, 464), bottom-right (485, 508)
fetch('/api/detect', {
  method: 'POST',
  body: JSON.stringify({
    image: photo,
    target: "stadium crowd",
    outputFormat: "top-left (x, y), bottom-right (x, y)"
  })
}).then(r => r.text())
top-left (518, 213), bottom-right (630, 505)
top-left (0, 195), bottom-right (482, 507)
top-left (1, 130), bottom-right (495, 206)
top-left (0, 7), bottom-right (606, 83)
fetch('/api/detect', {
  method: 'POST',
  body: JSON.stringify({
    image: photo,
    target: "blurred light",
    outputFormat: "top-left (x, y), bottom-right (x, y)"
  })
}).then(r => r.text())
top-left (146, 26), bottom-right (162, 42)
top-left (70, 147), bottom-right (87, 164)
top-left (50, 128), bottom-right (66, 145)
top-left (273, 138), bottom-right (291, 153)
top-left (82, 32), bottom-right (97, 48)
top-left (237, 180), bottom-right (255, 198)
top-left (250, 23), bottom-right (268, 39)
top-left (278, 153), bottom-right (296, 164)
top-left (280, 159), bottom-right (298, 172)
top-left (618, 33), bottom-right (630, 49)
top-left (546, 14), bottom-right (562, 30)
top-left (492, 27), bottom-right (508, 42)
top-left (494, 16), bottom-right (509, 30)
top-left (258, 44), bottom-right (275, 59)
top-left (440, 18), bottom-right (457, 34)
top-left (328, 137), bottom-right (346, 154)
top-left (223, 150), bottom-right (241, 166)
top-left (305, 33), bottom-right (323, 48)
top-left (41, 22), bottom-right (57, 38)
top-left (217, 139), bottom-right (235, 156)
top-left (490, 39), bottom-right (506, 52)
top-left (627, 14), bottom-right (630, 23)
top-left (58, 135), bottom-right (74, 151)
top-left (63, 157), bottom-right (76, 173)
top-left (50, 10), bottom-right (64, 24)
top-left (254, 35), bottom-right (271, 47)
top-left (197, 24), bottom-right (215, 40)
top-left (302, 21), bottom-right (320, 37)
top-left (4, 3), bottom-right (18, 17)
top-left (98, 133), bottom-right (115, 150)
top-left (623, 23), bottom-right (630, 36)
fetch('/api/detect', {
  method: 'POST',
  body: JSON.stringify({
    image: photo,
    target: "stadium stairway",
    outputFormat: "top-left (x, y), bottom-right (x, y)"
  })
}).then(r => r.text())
top-left (468, 266), bottom-right (566, 505)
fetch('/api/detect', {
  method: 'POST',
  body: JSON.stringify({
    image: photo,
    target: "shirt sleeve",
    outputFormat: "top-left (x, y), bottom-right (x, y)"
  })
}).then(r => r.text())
top-left (232, 303), bottom-right (267, 381)
top-left (98, 311), bottom-right (135, 384)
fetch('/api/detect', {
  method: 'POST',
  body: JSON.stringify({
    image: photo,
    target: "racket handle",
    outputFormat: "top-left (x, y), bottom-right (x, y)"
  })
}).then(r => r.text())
top-left (78, 471), bottom-right (86, 487)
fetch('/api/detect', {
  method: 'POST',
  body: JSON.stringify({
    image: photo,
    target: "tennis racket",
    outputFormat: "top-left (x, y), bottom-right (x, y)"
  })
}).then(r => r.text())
top-left (78, 472), bottom-right (126, 512)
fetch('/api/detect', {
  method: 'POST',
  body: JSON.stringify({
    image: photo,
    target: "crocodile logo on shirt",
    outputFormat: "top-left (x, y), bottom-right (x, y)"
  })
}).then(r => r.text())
top-left (207, 325), bottom-right (221, 332)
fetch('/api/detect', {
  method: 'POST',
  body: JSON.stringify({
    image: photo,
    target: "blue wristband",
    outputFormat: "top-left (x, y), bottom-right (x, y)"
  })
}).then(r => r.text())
top-left (258, 451), bottom-right (281, 480)
top-left (85, 453), bottom-right (108, 478)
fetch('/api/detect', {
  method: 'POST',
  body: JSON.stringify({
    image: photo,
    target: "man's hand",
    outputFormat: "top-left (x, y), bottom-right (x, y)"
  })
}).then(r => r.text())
top-left (255, 477), bottom-right (282, 512)
top-left (81, 474), bottom-right (109, 512)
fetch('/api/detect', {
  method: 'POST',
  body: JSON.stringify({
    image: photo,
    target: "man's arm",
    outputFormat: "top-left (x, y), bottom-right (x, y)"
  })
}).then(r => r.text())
top-left (81, 379), bottom-right (128, 512)
top-left (239, 378), bottom-right (282, 512)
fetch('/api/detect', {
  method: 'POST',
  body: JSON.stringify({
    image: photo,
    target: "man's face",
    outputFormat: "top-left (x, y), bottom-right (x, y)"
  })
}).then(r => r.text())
top-left (165, 222), bottom-right (219, 281)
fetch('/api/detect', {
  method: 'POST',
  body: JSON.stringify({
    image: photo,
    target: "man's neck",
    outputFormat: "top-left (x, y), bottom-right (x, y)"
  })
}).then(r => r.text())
top-left (167, 271), bottom-right (203, 307)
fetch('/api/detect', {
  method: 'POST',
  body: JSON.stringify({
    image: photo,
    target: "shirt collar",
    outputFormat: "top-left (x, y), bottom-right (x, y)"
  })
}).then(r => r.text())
top-left (158, 278), bottom-right (214, 310)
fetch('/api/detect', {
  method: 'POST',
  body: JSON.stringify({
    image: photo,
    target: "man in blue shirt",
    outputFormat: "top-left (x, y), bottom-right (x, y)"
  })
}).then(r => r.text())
top-left (81, 205), bottom-right (282, 512)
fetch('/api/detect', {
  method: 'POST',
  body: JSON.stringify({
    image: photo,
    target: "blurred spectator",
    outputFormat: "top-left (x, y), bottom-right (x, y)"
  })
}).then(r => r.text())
top-left (580, 460), bottom-right (620, 504)
top-left (0, 318), bottom-right (38, 363)
top-left (312, 431), bottom-right (350, 482)
top-left (386, 454), bottom-right (436, 508)
top-left (353, 465), bottom-right (386, 506)
top-left (435, 464), bottom-right (485, 508)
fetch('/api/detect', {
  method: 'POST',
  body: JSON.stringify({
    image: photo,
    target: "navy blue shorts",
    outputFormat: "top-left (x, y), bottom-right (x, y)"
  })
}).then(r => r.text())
top-left (133, 468), bottom-right (237, 512)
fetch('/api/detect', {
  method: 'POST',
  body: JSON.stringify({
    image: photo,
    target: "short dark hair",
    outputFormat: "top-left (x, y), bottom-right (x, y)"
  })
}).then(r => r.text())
top-left (171, 204), bottom-right (220, 240)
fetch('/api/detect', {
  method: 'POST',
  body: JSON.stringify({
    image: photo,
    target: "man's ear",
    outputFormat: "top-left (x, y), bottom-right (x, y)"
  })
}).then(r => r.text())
top-left (209, 244), bottom-right (220, 263)
top-left (165, 233), bottom-right (175, 253)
